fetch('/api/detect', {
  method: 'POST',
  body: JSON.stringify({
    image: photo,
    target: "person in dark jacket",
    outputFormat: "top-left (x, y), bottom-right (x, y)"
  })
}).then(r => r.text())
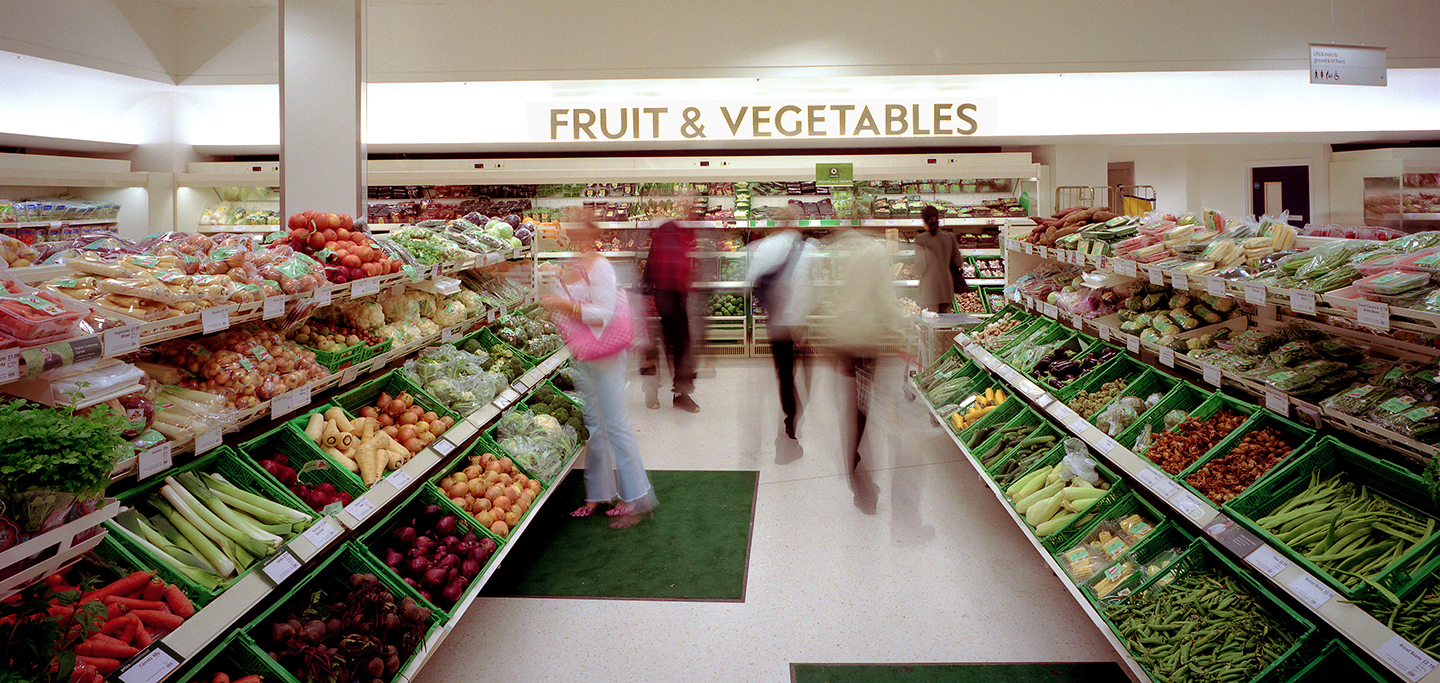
top-left (913, 204), bottom-right (967, 314)
top-left (641, 196), bottom-right (699, 412)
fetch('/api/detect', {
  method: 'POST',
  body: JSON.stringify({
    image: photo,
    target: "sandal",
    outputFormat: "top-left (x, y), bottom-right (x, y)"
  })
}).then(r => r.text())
top-left (570, 502), bottom-right (606, 518)
top-left (607, 501), bottom-right (655, 529)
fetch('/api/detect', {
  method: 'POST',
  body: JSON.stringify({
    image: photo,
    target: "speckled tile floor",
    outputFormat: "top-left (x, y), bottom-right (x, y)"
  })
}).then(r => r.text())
top-left (413, 355), bottom-right (1128, 683)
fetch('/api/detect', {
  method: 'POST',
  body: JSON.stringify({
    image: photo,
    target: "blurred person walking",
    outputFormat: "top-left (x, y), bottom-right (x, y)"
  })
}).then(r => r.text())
top-left (913, 204), bottom-right (968, 314)
top-left (541, 218), bottom-right (658, 529)
top-left (640, 196), bottom-right (699, 412)
top-left (746, 207), bottom-right (818, 443)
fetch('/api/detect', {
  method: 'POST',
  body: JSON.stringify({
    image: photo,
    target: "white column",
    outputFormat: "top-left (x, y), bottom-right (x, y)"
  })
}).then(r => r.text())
top-left (280, 0), bottom-right (365, 219)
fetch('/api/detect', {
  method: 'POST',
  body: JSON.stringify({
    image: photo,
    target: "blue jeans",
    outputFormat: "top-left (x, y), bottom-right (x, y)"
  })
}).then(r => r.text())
top-left (572, 352), bottom-right (657, 507)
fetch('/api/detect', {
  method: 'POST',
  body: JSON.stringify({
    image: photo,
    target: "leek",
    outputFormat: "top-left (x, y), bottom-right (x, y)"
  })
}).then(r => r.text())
top-left (152, 515), bottom-right (216, 574)
top-left (204, 472), bottom-right (311, 531)
top-left (150, 497), bottom-right (236, 578)
top-left (174, 472), bottom-right (284, 549)
top-left (113, 512), bottom-right (227, 592)
top-left (154, 491), bottom-right (246, 573)
top-left (164, 476), bottom-right (273, 558)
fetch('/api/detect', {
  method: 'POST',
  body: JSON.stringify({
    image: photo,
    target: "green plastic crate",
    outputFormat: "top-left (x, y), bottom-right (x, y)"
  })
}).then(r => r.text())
top-left (480, 412), bottom-right (577, 487)
top-left (299, 339), bottom-right (363, 373)
top-left (926, 366), bottom-right (993, 410)
top-left (1060, 356), bottom-right (1152, 418)
top-left (1078, 519), bottom-right (1196, 607)
top-left (1056, 489), bottom-right (1174, 567)
top-left (1175, 409), bottom-right (1318, 507)
top-left (1003, 324), bottom-right (1076, 370)
top-left (333, 369), bottom-right (461, 424)
top-left (239, 422), bottom-right (366, 507)
top-left (93, 535), bottom-right (213, 610)
top-left (479, 322), bottom-right (543, 366)
top-left (437, 435), bottom-right (552, 503)
top-left (355, 483), bottom-right (506, 613)
top-left (1284, 639), bottom-right (1393, 683)
top-left (1077, 366), bottom-right (1177, 425)
top-left (1119, 387), bottom-right (1254, 472)
top-left (1001, 440), bottom-right (1129, 552)
top-left (1036, 341), bottom-right (1126, 401)
top-left (977, 408), bottom-right (1063, 476)
top-left (951, 385), bottom-right (1023, 443)
top-left (171, 632), bottom-right (290, 683)
top-left (1100, 540), bottom-right (1321, 683)
top-left (354, 336), bottom-right (393, 365)
top-left (242, 542), bottom-right (447, 683)
top-left (1225, 435), bottom-right (1440, 599)
top-left (996, 318), bottom-right (1058, 355)
top-left (102, 446), bottom-right (318, 603)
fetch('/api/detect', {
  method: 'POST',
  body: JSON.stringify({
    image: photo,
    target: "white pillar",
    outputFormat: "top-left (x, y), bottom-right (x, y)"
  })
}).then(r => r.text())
top-left (280, 0), bottom-right (365, 219)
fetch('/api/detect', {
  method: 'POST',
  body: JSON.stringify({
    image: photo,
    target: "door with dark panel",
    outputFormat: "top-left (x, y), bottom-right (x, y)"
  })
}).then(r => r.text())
top-left (1252, 166), bottom-right (1310, 228)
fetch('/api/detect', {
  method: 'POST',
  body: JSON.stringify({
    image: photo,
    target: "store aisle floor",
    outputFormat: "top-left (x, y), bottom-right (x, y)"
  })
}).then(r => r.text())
top-left (415, 355), bottom-right (1128, 682)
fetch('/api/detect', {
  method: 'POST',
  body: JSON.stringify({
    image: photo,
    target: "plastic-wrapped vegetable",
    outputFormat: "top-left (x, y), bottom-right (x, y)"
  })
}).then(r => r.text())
top-left (1296, 239), bottom-right (1382, 280)
top-left (1263, 368), bottom-right (1318, 392)
top-left (1168, 310), bottom-right (1199, 330)
top-left (1268, 341), bottom-right (1317, 367)
top-left (1145, 393), bottom-right (1164, 410)
top-left (1163, 410), bottom-right (1188, 429)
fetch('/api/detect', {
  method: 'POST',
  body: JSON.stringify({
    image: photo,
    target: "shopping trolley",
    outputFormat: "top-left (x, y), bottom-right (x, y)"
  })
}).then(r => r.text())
top-left (902, 312), bottom-right (982, 402)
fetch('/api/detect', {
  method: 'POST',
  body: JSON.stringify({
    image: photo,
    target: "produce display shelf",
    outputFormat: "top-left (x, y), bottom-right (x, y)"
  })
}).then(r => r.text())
top-left (0, 499), bottom-right (118, 599)
top-left (545, 218), bottom-right (1028, 230)
top-left (194, 224), bottom-right (280, 232)
top-left (907, 375), bottom-right (1155, 683)
top-left (952, 329), bottom-right (1440, 683)
top-left (1, 218), bottom-right (119, 229)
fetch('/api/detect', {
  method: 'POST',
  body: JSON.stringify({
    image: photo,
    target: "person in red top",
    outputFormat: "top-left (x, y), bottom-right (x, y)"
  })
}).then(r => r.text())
top-left (641, 196), bottom-right (700, 412)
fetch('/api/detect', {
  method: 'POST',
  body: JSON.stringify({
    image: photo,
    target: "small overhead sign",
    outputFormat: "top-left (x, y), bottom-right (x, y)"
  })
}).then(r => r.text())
top-left (1309, 44), bottom-right (1387, 86)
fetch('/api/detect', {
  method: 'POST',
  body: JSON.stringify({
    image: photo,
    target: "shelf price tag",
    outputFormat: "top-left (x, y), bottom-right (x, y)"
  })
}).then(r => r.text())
top-left (1171, 491), bottom-right (1206, 521)
top-left (1358, 300), bottom-right (1391, 330)
top-left (1114, 259), bottom-right (1137, 277)
top-left (271, 384), bottom-right (313, 419)
top-left (103, 326), bottom-right (140, 357)
top-left (1264, 387), bottom-right (1289, 416)
top-left (1206, 276), bottom-right (1226, 298)
top-left (1158, 346), bottom-right (1175, 367)
top-left (137, 443), bottom-right (173, 481)
top-left (1378, 636), bottom-right (1440, 682)
top-left (1244, 545), bottom-right (1291, 578)
top-left (263, 296), bottom-right (285, 320)
top-left (201, 306), bottom-right (230, 334)
top-left (1289, 289), bottom-right (1317, 315)
top-left (386, 469), bottom-right (414, 490)
top-left (1126, 335), bottom-right (1140, 354)
top-left (1286, 573), bottom-right (1337, 609)
top-left (302, 517), bottom-right (339, 548)
top-left (1202, 363), bottom-right (1222, 387)
top-left (311, 286), bottom-right (332, 306)
top-left (433, 437), bottom-right (458, 456)
top-left (261, 548), bottom-right (303, 586)
top-left (351, 277), bottom-right (380, 297)
top-left (1023, 242), bottom-right (1034, 255)
top-left (1005, 239), bottom-right (1018, 251)
top-left (345, 496), bottom-right (377, 522)
top-left (1096, 436), bottom-right (1120, 455)
top-left (195, 426), bottom-right (223, 455)
top-left (341, 364), bottom-right (360, 386)
top-left (1243, 282), bottom-right (1268, 305)
top-left (1171, 272), bottom-right (1188, 291)
top-left (1136, 466), bottom-right (1168, 490)
top-left (1043, 302), bottom-right (1058, 320)
top-left (118, 644), bottom-right (181, 683)
top-left (1148, 267), bottom-right (1165, 286)
top-left (1097, 325), bottom-right (1111, 342)
top-left (441, 327), bottom-right (454, 343)
top-left (1150, 476), bottom-right (1181, 499)
top-left (0, 348), bottom-right (17, 384)
top-left (1038, 246), bottom-right (1049, 261)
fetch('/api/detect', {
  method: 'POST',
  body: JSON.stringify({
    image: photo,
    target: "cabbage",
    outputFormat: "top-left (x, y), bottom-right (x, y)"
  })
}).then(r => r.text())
top-left (489, 222), bottom-right (514, 240)
top-left (534, 414), bottom-right (562, 436)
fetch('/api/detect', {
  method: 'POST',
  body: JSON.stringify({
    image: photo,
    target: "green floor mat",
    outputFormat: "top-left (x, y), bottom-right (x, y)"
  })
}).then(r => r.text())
top-left (479, 469), bottom-right (758, 601)
top-left (791, 663), bottom-right (1129, 683)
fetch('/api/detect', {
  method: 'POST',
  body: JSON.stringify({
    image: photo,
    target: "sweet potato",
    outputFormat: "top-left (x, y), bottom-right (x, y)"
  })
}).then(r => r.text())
top-left (1092, 210), bottom-right (1118, 222)
top-left (1053, 206), bottom-right (1088, 219)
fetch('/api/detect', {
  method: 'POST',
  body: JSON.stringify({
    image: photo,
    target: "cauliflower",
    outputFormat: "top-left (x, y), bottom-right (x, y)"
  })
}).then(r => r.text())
top-left (434, 300), bottom-right (466, 327)
top-left (533, 414), bottom-right (562, 436)
top-left (381, 294), bottom-right (419, 323)
top-left (452, 290), bottom-right (484, 314)
top-left (342, 300), bottom-right (385, 330)
top-left (415, 319), bottom-right (440, 337)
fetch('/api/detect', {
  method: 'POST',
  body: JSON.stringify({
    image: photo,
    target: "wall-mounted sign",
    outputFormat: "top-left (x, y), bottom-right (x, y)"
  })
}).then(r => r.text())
top-left (531, 99), bottom-right (996, 142)
top-left (816, 163), bottom-right (853, 186)
top-left (1309, 44), bottom-right (1386, 86)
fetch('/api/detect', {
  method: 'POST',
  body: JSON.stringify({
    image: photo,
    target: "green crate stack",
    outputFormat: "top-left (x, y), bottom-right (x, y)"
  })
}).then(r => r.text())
top-left (1036, 341), bottom-right (1126, 402)
top-left (977, 286), bottom-right (1004, 314)
top-left (240, 421), bottom-right (366, 505)
top-left (1000, 440), bottom-right (1129, 552)
top-left (356, 482), bottom-right (506, 613)
top-left (171, 632), bottom-right (291, 683)
top-left (977, 408), bottom-right (1063, 478)
top-left (242, 541), bottom-right (447, 683)
top-left (1080, 523), bottom-right (1197, 607)
top-left (1175, 409), bottom-right (1318, 507)
top-left (1067, 364), bottom-right (1176, 423)
top-left (93, 535), bottom-right (213, 610)
top-left (354, 336), bottom-right (393, 366)
top-left (1284, 639), bottom-right (1393, 683)
top-left (333, 369), bottom-right (461, 425)
top-left (298, 340), bottom-right (363, 373)
top-left (480, 412), bottom-right (576, 487)
top-left (1099, 540), bottom-right (1320, 683)
top-left (102, 446), bottom-right (318, 603)
top-left (1226, 435), bottom-right (1440, 599)
top-left (1117, 386), bottom-right (1252, 467)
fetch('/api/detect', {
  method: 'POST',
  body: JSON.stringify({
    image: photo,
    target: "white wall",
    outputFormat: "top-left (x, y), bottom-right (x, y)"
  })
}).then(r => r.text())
top-left (1106, 143), bottom-right (1330, 223)
top-left (0, 0), bottom-right (177, 83)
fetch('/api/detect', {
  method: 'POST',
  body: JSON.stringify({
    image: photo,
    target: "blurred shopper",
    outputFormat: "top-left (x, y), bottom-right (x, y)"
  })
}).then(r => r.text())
top-left (641, 195), bottom-right (699, 412)
top-left (913, 204), bottom-right (968, 314)
top-left (746, 206), bottom-right (818, 443)
top-left (542, 218), bottom-right (657, 529)
top-left (821, 228), bottom-right (907, 513)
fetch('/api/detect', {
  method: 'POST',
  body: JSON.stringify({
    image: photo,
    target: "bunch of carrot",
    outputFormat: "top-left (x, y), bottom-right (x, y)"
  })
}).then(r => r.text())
top-left (43, 569), bottom-right (194, 680)
top-left (189, 672), bottom-right (262, 683)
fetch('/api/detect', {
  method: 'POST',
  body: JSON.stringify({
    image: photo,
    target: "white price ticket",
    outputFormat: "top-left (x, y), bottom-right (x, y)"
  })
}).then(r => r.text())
top-left (1244, 545), bottom-right (1291, 578)
top-left (1114, 259), bottom-right (1136, 277)
top-left (1039, 246), bottom-right (1049, 260)
top-left (433, 437), bottom-right (458, 456)
top-left (1378, 635), bottom-right (1440, 682)
top-left (351, 277), bottom-right (380, 297)
top-left (341, 364), bottom-right (360, 386)
top-left (1286, 573), bottom-right (1337, 609)
top-left (1005, 239), bottom-right (1019, 251)
top-left (1206, 276), bottom-right (1226, 298)
top-left (1289, 289), bottom-right (1317, 315)
top-left (1043, 302), bottom-right (1058, 320)
top-left (1148, 267), bottom-right (1164, 286)
top-left (0, 349), bottom-right (17, 384)
top-left (1151, 476), bottom-right (1181, 499)
top-left (201, 306), bottom-right (230, 333)
top-left (1070, 312), bottom-right (1084, 330)
top-left (345, 496), bottom-right (377, 522)
top-left (387, 469), bottom-right (414, 489)
top-left (311, 285), bottom-right (332, 306)
top-left (1243, 282), bottom-right (1268, 305)
top-left (1358, 300), bottom-right (1391, 330)
top-left (195, 426), bottom-right (223, 455)
top-left (1158, 346), bottom-right (1175, 367)
top-left (1097, 325), bottom-right (1111, 343)
top-left (1171, 491), bottom-right (1206, 520)
top-left (1136, 466), bottom-right (1168, 489)
top-left (262, 549), bottom-right (303, 586)
top-left (137, 443), bottom-right (173, 481)
top-left (104, 326), bottom-right (140, 357)
top-left (1171, 272), bottom-right (1188, 291)
top-left (263, 296), bottom-right (285, 320)
top-left (302, 517), bottom-right (340, 547)
top-left (1202, 363), bottom-right (1222, 387)
top-left (1264, 387), bottom-right (1289, 416)
top-left (441, 327), bottom-right (454, 343)
top-left (1096, 436), bottom-right (1120, 455)
top-left (1126, 335), bottom-right (1140, 354)
top-left (119, 646), bottom-right (180, 683)
top-left (1024, 242), bottom-right (1034, 255)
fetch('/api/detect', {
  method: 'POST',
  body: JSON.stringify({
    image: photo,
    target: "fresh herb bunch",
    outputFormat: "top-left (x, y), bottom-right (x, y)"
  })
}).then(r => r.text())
top-left (0, 399), bottom-right (128, 497)
top-left (1426, 456), bottom-right (1440, 512)
top-left (0, 578), bottom-right (105, 683)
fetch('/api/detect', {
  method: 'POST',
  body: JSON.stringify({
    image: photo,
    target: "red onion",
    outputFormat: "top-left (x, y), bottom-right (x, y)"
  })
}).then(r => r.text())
top-left (406, 557), bottom-right (429, 576)
top-left (383, 549), bottom-right (404, 569)
top-left (422, 567), bottom-right (448, 588)
top-left (460, 559), bottom-right (480, 578)
top-left (392, 526), bottom-right (417, 546)
top-left (440, 577), bottom-right (468, 603)
top-left (435, 515), bottom-right (458, 537)
top-left (461, 531), bottom-right (478, 544)
top-left (436, 554), bottom-right (459, 570)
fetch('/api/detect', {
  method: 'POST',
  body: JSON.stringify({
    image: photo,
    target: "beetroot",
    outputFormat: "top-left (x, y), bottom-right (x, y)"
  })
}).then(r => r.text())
top-left (422, 567), bottom-right (448, 588)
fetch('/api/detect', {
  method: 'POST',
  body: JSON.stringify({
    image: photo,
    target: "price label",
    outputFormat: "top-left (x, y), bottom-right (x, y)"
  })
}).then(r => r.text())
top-left (1289, 289), bottom-right (1317, 315)
top-left (1171, 491), bottom-right (1206, 520)
top-left (263, 296), bottom-right (285, 320)
top-left (1358, 300), bottom-right (1391, 330)
top-left (262, 549), bottom-right (302, 585)
top-left (1378, 635), bottom-right (1440, 682)
top-left (118, 645), bottom-right (181, 683)
top-left (1043, 302), bottom-right (1058, 320)
top-left (341, 364), bottom-right (360, 385)
top-left (1136, 466), bottom-right (1167, 489)
top-left (1023, 242), bottom-right (1034, 255)
top-left (1004, 239), bottom-right (1017, 251)
top-left (1097, 325), bottom-right (1111, 342)
top-left (1025, 296), bottom-right (1035, 310)
top-left (1114, 259), bottom-right (1137, 277)
top-left (351, 277), bottom-right (380, 297)
top-left (1148, 267), bottom-right (1164, 286)
top-left (1265, 386), bottom-right (1289, 416)
top-left (1096, 436), bottom-right (1120, 455)
top-left (1126, 335), bottom-right (1140, 354)
top-left (1158, 346), bottom-right (1175, 367)
top-left (387, 469), bottom-right (414, 489)
top-left (431, 263), bottom-right (442, 280)
top-left (311, 286), bottom-right (331, 306)
top-left (487, 309), bottom-right (497, 323)
top-left (441, 327), bottom-right (454, 343)
top-left (271, 384), bottom-right (313, 418)
top-left (1243, 282), bottom-right (1268, 305)
top-left (1286, 573), bottom-right (1337, 609)
top-left (1171, 272), bottom-right (1188, 291)
top-left (0, 348), bottom-right (17, 384)
top-left (137, 443), bottom-right (173, 481)
top-left (345, 496), bottom-right (377, 522)
top-left (302, 517), bottom-right (339, 548)
top-left (1202, 363), bottom-right (1222, 386)
top-left (1151, 476), bottom-right (1181, 498)
top-left (103, 326), bottom-right (140, 357)
top-left (1206, 276), bottom-right (1226, 298)
top-left (201, 306), bottom-right (230, 334)
top-left (1038, 246), bottom-right (1049, 261)
top-left (195, 427), bottom-right (222, 455)
top-left (433, 437), bottom-right (458, 456)
top-left (1244, 545), bottom-right (1291, 578)
top-left (1071, 312), bottom-right (1085, 330)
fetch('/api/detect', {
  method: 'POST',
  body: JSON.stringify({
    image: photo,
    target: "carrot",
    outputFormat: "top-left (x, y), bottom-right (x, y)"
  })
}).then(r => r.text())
top-left (75, 638), bottom-right (139, 659)
top-left (103, 596), bottom-right (169, 611)
top-left (99, 616), bottom-right (132, 636)
top-left (49, 605), bottom-right (75, 619)
top-left (104, 602), bottom-right (129, 621)
top-left (70, 659), bottom-right (96, 683)
top-left (116, 617), bottom-right (136, 646)
top-left (213, 672), bottom-right (231, 683)
top-left (131, 609), bottom-right (185, 630)
top-left (80, 570), bottom-right (153, 605)
top-left (142, 577), bottom-right (165, 602)
top-left (76, 656), bottom-right (121, 675)
top-left (163, 583), bottom-right (196, 618)
top-left (91, 675), bottom-right (105, 683)
top-left (131, 618), bottom-right (153, 648)
top-left (233, 676), bottom-right (262, 683)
